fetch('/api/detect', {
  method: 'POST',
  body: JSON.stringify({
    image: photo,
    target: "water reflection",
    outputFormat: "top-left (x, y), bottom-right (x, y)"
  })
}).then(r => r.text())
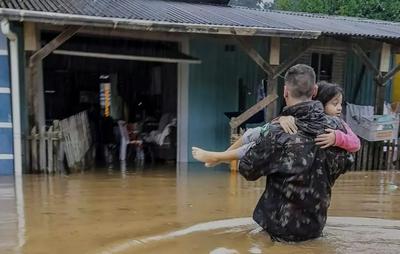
top-left (0, 176), bottom-right (25, 254)
top-left (0, 164), bottom-right (398, 254)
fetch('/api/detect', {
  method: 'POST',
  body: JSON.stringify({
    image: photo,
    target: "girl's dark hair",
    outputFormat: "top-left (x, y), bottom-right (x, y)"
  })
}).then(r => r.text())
top-left (315, 81), bottom-right (344, 106)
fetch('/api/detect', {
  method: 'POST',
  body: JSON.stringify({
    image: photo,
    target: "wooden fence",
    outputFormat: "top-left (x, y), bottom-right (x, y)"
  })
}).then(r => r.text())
top-left (28, 111), bottom-right (91, 173)
top-left (352, 138), bottom-right (399, 171)
top-left (29, 121), bottom-right (62, 173)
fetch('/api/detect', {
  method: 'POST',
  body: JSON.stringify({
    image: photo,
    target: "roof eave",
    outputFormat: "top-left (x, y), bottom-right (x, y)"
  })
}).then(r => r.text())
top-left (0, 8), bottom-right (321, 39)
top-left (322, 32), bottom-right (400, 41)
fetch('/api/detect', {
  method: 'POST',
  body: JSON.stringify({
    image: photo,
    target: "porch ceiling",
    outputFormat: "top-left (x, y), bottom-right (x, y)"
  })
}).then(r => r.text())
top-left (43, 33), bottom-right (201, 64)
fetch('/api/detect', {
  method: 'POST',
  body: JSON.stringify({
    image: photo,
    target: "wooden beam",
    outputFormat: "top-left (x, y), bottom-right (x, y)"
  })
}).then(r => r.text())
top-left (236, 37), bottom-right (274, 75)
top-left (381, 63), bottom-right (400, 85)
top-left (272, 42), bottom-right (313, 79)
top-left (230, 94), bottom-right (278, 129)
top-left (53, 49), bottom-right (202, 64)
top-left (29, 26), bottom-right (81, 66)
top-left (351, 43), bottom-right (380, 76)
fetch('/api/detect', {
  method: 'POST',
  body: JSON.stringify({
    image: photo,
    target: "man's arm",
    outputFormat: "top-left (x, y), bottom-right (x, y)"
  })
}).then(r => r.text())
top-left (238, 130), bottom-right (278, 181)
top-left (325, 147), bottom-right (355, 186)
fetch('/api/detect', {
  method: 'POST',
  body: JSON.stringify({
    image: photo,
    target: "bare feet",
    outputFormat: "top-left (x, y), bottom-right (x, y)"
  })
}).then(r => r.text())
top-left (206, 160), bottom-right (234, 167)
top-left (192, 147), bottom-right (218, 165)
top-left (205, 161), bottom-right (220, 167)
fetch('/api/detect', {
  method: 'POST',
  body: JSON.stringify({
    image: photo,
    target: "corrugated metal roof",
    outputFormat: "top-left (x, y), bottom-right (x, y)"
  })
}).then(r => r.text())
top-left (0, 0), bottom-right (400, 40)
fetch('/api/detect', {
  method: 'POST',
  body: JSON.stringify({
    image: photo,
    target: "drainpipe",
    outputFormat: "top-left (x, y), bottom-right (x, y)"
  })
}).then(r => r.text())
top-left (1, 19), bottom-right (22, 176)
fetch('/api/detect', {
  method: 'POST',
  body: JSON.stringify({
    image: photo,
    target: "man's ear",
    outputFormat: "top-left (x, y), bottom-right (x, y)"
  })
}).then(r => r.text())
top-left (312, 85), bottom-right (318, 98)
top-left (284, 85), bottom-right (289, 98)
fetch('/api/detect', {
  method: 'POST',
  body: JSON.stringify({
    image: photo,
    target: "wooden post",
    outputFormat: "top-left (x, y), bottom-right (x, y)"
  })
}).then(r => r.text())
top-left (374, 43), bottom-right (391, 115)
top-left (25, 24), bottom-right (46, 172)
top-left (374, 83), bottom-right (385, 114)
top-left (39, 126), bottom-right (46, 172)
top-left (52, 120), bottom-right (61, 173)
top-left (351, 43), bottom-right (380, 76)
top-left (30, 126), bottom-right (38, 172)
top-left (269, 37), bottom-right (280, 66)
top-left (229, 128), bottom-right (239, 172)
top-left (27, 26), bottom-right (81, 174)
top-left (266, 77), bottom-right (278, 121)
top-left (47, 126), bottom-right (53, 173)
top-left (351, 42), bottom-right (400, 115)
top-left (266, 38), bottom-right (280, 122)
top-left (236, 37), bottom-right (273, 76)
top-left (380, 43), bottom-right (391, 73)
top-left (272, 42), bottom-right (313, 80)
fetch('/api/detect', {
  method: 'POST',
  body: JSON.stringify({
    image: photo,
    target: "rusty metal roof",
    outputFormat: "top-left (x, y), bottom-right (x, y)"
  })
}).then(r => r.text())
top-left (1, 0), bottom-right (400, 40)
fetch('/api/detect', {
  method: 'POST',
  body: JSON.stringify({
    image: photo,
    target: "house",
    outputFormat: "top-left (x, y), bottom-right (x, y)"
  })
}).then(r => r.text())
top-left (1, 0), bottom-right (400, 175)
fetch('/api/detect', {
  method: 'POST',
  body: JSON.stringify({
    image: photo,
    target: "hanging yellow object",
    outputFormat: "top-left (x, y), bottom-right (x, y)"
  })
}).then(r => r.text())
top-left (393, 54), bottom-right (400, 102)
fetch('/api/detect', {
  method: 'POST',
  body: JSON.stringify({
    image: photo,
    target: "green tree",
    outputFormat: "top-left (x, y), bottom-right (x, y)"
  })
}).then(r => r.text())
top-left (274, 0), bottom-right (400, 22)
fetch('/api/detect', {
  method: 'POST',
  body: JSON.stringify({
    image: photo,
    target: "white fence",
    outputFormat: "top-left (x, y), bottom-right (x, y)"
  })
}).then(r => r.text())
top-left (28, 111), bottom-right (91, 173)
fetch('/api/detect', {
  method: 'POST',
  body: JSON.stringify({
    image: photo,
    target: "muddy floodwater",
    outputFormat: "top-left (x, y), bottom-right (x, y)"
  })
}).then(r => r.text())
top-left (1, 163), bottom-right (399, 254)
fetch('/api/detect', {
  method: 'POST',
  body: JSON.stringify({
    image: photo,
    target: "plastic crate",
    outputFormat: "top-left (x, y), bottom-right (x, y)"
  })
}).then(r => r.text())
top-left (346, 103), bottom-right (399, 141)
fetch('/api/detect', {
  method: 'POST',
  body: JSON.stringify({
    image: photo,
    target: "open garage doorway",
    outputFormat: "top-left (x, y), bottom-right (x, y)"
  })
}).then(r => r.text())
top-left (41, 33), bottom-right (194, 169)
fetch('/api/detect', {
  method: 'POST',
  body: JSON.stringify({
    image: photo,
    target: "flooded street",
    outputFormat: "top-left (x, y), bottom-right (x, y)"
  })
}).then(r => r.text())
top-left (1, 164), bottom-right (399, 254)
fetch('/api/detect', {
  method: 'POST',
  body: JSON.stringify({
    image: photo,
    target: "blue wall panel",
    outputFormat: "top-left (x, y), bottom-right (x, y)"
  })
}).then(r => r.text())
top-left (0, 34), bottom-right (7, 50)
top-left (0, 94), bottom-right (12, 122)
top-left (187, 38), bottom-right (268, 161)
top-left (0, 33), bottom-right (13, 175)
top-left (0, 160), bottom-right (13, 175)
top-left (0, 56), bottom-right (10, 87)
top-left (0, 128), bottom-right (13, 154)
top-left (344, 52), bottom-right (380, 106)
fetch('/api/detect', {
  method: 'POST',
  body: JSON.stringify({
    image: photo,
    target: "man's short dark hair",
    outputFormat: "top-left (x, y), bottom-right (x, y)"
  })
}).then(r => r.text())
top-left (284, 64), bottom-right (316, 99)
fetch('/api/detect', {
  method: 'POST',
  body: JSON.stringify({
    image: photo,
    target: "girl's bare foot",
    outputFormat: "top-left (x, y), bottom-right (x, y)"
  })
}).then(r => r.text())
top-left (205, 161), bottom-right (220, 167)
top-left (192, 147), bottom-right (218, 164)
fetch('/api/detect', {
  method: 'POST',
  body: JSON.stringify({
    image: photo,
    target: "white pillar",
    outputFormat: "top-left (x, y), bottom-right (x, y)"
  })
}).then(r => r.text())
top-left (177, 38), bottom-right (190, 162)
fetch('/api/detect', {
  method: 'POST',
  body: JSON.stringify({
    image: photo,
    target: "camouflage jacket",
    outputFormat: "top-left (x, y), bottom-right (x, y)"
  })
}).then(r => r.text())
top-left (239, 101), bottom-right (354, 242)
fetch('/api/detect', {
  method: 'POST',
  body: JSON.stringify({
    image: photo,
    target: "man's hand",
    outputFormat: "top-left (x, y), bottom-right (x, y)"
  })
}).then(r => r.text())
top-left (315, 129), bottom-right (336, 148)
top-left (278, 116), bottom-right (297, 134)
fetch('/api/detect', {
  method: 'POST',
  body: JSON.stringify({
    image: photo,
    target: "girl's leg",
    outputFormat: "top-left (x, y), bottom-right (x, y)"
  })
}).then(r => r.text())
top-left (226, 136), bottom-right (243, 151)
top-left (209, 126), bottom-right (262, 153)
top-left (191, 126), bottom-right (262, 167)
top-left (192, 143), bottom-right (254, 167)
top-left (192, 147), bottom-right (239, 164)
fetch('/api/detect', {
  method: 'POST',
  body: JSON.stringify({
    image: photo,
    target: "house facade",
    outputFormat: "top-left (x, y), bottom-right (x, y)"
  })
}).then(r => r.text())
top-left (1, 0), bottom-right (400, 174)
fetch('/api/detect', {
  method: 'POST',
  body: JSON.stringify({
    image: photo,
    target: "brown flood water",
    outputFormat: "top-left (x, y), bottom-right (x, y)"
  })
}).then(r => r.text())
top-left (0, 163), bottom-right (399, 254)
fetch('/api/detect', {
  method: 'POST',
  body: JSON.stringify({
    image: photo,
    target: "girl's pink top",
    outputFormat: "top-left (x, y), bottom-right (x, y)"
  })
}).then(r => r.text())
top-left (334, 121), bottom-right (361, 153)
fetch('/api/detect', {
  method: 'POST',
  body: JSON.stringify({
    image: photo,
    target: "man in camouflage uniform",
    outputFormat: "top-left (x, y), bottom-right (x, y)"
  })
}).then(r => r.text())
top-left (239, 64), bottom-right (354, 242)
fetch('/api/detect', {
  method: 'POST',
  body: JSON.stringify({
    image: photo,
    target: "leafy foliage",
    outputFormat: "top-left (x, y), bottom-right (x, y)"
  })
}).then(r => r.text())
top-left (274, 0), bottom-right (400, 22)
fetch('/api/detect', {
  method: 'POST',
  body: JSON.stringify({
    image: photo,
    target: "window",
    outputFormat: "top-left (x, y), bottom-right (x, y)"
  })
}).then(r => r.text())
top-left (311, 53), bottom-right (333, 81)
